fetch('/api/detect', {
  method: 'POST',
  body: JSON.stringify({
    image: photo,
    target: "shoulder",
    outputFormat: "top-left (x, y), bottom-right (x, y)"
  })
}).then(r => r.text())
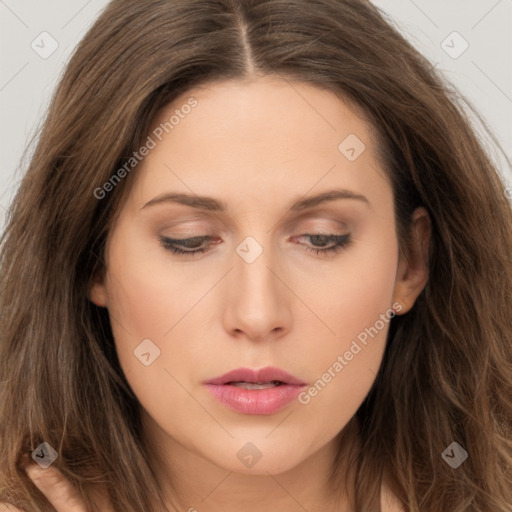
top-left (381, 482), bottom-right (406, 512)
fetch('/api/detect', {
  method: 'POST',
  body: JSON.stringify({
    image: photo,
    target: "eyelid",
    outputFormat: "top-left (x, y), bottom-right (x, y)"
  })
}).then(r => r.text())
top-left (283, 214), bottom-right (352, 235)
top-left (154, 208), bottom-right (353, 229)
top-left (158, 231), bottom-right (352, 258)
top-left (158, 216), bottom-right (352, 243)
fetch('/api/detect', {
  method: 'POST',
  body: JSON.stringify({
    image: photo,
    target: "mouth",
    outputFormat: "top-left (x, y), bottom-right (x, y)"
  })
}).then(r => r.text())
top-left (204, 366), bottom-right (307, 386)
top-left (203, 366), bottom-right (307, 415)
top-left (227, 380), bottom-right (285, 390)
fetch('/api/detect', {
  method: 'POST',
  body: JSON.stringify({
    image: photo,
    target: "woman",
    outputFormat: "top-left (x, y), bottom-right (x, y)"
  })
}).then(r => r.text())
top-left (1, 0), bottom-right (511, 510)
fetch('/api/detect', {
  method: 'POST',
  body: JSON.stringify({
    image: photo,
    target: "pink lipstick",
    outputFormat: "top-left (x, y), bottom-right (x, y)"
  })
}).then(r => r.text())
top-left (204, 366), bottom-right (306, 415)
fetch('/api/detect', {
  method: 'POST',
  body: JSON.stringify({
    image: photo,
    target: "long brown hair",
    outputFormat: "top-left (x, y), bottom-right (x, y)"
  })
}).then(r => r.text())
top-left (1, 0), bottom-right (511, 510)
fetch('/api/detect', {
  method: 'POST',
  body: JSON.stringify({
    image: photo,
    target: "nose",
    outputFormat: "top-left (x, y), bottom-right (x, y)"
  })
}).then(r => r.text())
top-left (221, 238), bottom-right (292, 343)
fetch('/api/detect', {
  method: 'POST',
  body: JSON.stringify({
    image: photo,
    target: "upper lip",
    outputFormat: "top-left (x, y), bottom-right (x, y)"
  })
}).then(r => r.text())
top-left (204, 366), bottom-right (307, 386)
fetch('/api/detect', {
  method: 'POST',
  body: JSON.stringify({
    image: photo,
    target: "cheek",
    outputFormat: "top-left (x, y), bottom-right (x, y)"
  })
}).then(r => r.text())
top-left (105, 229), bottom-right (207, 341)
top-left (307, 224), bottom-right (398, 351)
top-left (108, 269), bottom-right (180, 338)
top-left (103, 229), bottom-right (219, 407)
top-left (101, 231), bottom-right (167, 369)
top-left (295, 229), bottom-right (398, 430)
top-left (103, 253), bottom-right (192, 429)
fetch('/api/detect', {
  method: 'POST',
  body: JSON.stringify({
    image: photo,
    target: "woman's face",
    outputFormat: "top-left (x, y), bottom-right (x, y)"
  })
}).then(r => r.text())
top-left (91, 76), bottom-right (428, 477)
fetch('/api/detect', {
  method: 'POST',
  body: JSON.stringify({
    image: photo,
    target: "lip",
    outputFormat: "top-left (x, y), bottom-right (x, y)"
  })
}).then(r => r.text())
top-left (204, 366), bottom-right (307, 386)
top-left (204, 366), bottom-right (307, 415)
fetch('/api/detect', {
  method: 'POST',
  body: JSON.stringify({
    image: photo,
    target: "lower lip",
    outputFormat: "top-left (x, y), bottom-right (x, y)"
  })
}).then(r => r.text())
top-left (204, 383), bottom-right (304, 415)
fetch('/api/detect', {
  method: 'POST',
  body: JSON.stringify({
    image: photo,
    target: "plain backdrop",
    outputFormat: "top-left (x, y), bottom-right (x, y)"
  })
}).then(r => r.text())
top-left (1, 0), bottom-right (511, 235)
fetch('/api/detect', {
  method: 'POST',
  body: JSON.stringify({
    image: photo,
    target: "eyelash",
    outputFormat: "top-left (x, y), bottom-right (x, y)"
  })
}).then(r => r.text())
top-left (158, 233), bottom-right (352, 257)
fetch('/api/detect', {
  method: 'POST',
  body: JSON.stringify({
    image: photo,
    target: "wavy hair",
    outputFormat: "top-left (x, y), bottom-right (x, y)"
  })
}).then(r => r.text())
top-left (1, 0), bottom-right (511, 510)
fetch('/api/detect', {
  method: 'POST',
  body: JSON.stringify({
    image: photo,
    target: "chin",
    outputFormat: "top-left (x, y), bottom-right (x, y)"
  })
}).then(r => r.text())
top-left (207, 444), bottom-right (309, 476)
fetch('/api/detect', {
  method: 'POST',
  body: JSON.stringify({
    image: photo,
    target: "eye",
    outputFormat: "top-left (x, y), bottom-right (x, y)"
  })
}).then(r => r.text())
top-left (295, 233), bottom-right (352, 256)
top-left (158, 235), bottom-right (212, 255)
top-left (158, 233), bottom-right (352, 257)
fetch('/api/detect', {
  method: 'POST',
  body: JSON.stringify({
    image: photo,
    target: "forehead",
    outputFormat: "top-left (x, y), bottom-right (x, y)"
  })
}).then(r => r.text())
top-left (123, 76), bottom-right (389, 214)
top-left (150, 76), bottom-right (375, 153)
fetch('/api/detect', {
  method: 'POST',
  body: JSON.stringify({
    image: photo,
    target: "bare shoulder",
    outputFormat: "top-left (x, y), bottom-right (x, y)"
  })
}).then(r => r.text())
top-left (381, 482), bottom-right (406, 512)
top-left (0, 504), bottom-right (24, 512)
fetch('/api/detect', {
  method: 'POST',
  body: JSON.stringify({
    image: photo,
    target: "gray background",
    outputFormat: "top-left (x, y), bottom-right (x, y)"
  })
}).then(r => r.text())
top-left (1, 0), bottom-right (511, 235)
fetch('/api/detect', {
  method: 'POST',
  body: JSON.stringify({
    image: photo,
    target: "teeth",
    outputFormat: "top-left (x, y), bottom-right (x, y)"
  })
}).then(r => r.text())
top-left (230, 381), bottom-right (282, 390)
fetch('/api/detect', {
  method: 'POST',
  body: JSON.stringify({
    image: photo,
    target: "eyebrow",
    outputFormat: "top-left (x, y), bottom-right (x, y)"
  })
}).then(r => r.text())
top-left (141, 188), bottom-right (370, 212)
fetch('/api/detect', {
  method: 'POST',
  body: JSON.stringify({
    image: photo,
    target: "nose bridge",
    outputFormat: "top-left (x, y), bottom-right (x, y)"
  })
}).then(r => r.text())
top-left (222, 233), bottom-right (290, 340)
top-left (234, 234), bottom-right (280, 308)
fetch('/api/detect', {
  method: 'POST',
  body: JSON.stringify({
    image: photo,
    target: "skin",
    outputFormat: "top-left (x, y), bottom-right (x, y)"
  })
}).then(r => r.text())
top-left (13, 76), bottom-right (430, 511)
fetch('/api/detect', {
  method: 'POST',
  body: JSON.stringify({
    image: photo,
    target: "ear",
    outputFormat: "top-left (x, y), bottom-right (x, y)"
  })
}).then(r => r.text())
top-left (392, 206), bottom-right (431, 315)
top-left (88, 268), bottom-right (108, 308)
